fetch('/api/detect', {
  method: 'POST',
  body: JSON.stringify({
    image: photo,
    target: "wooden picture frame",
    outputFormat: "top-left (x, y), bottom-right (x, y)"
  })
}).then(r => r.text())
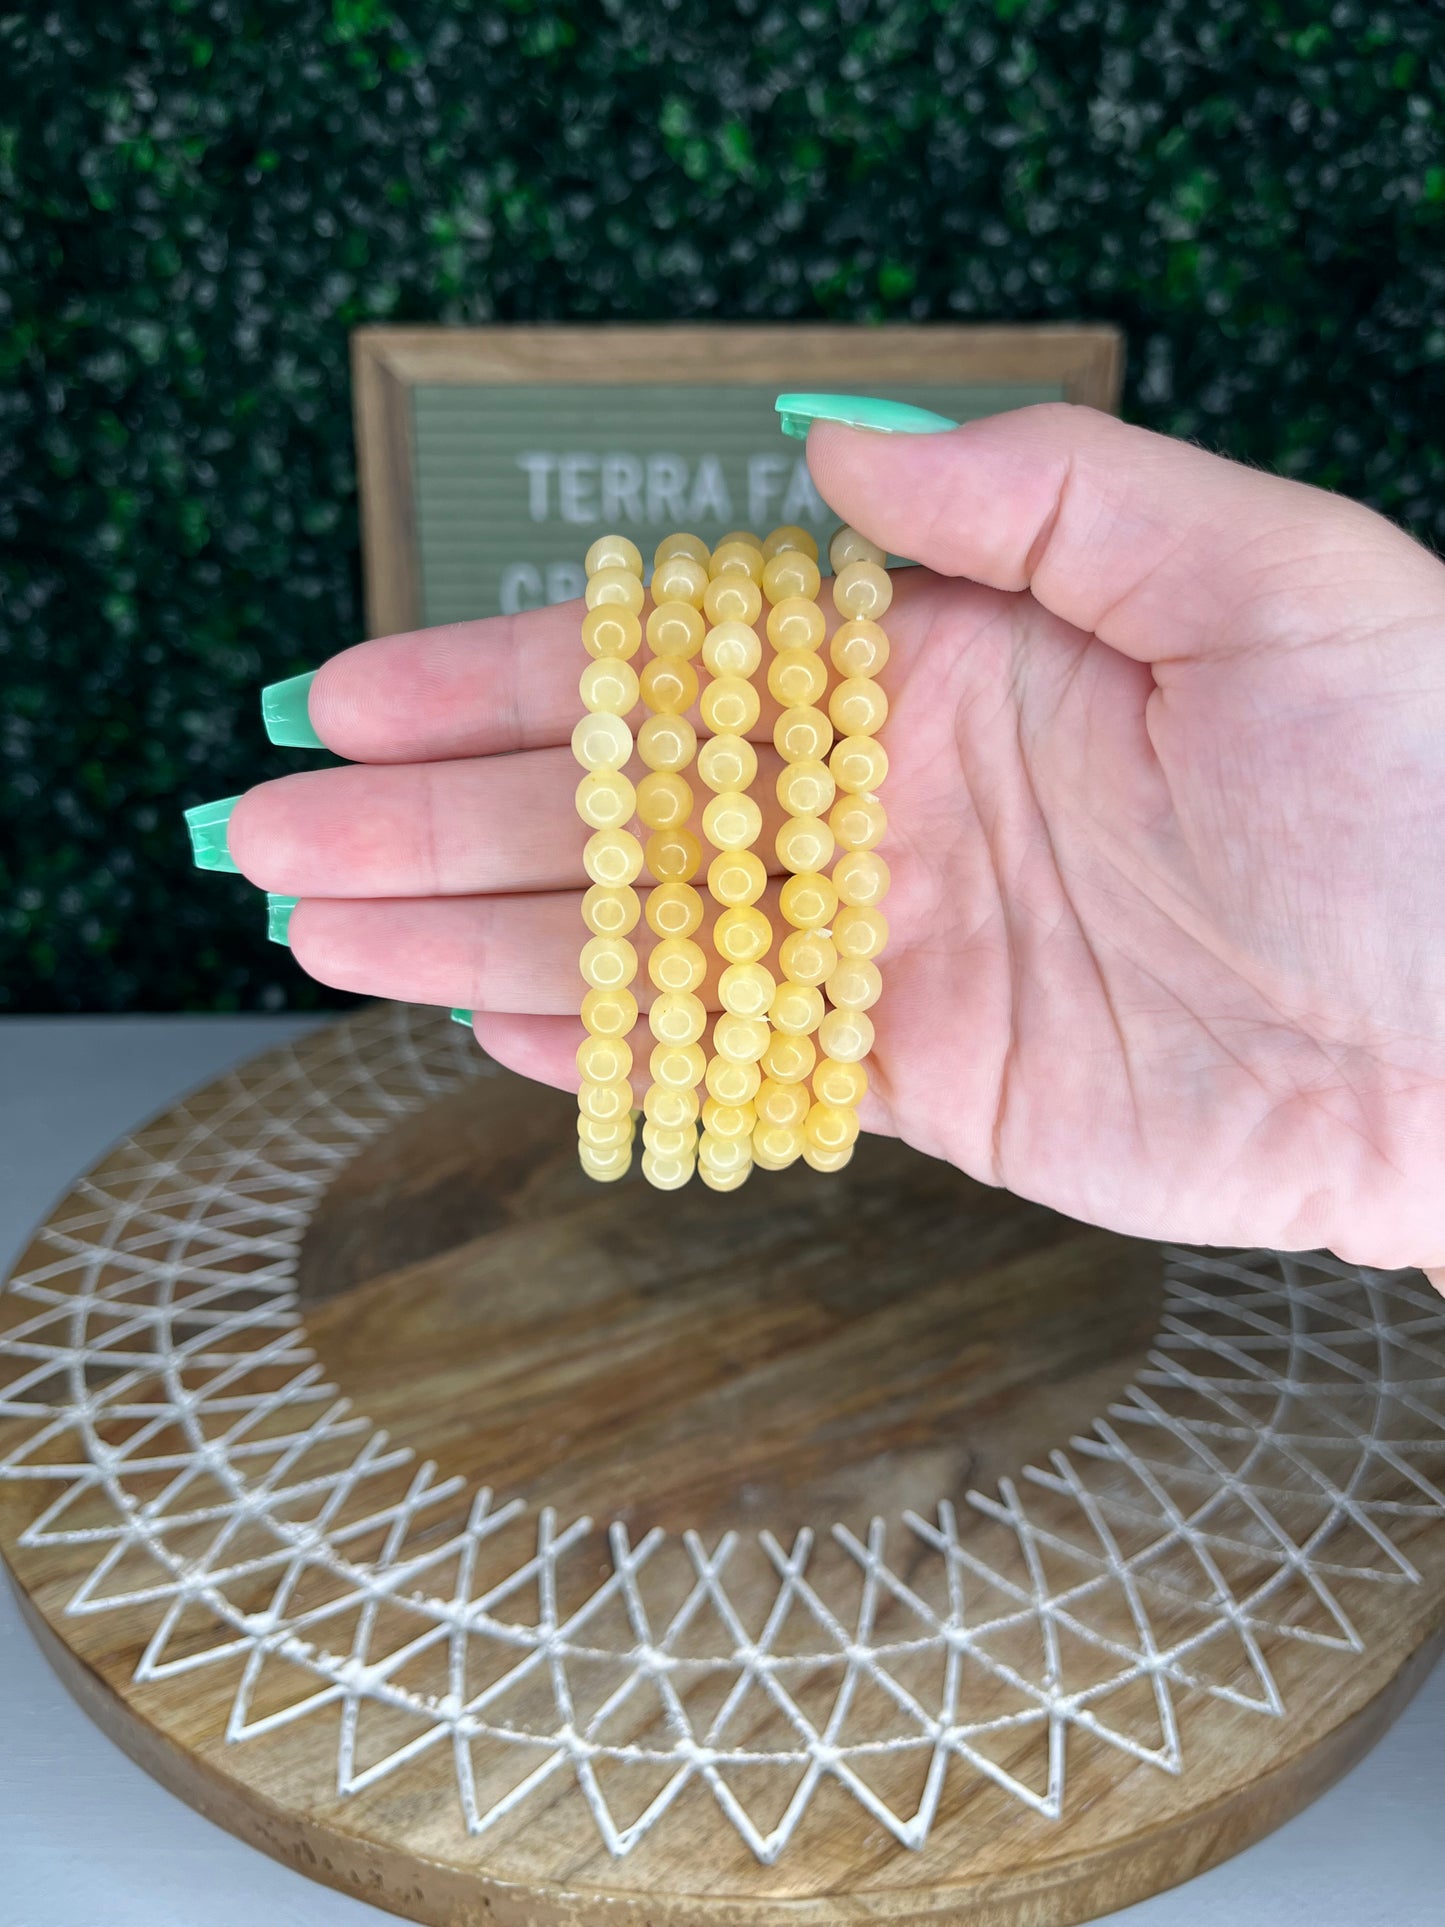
top-left (351, 324), bottom-right (1124, 638)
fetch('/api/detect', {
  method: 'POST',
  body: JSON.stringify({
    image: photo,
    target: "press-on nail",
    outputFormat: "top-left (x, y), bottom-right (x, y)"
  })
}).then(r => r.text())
top-left (775, 393), bottom-right (958, 440)
top-left (183, 795), bottom-right (242, 872)
top-left (449, 1008), bottom-right (474, 1027)
top-left (262, 669), bottom-right (324, 748)
top-left (267, 895), bottom-right (298, 945)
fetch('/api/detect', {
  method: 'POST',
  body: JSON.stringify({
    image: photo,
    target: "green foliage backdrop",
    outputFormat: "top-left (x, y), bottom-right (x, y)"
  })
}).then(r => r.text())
top-left (2, 0), bottom-right (1442, 1010)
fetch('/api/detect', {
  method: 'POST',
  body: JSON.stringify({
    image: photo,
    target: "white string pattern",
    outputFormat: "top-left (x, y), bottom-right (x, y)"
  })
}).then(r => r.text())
top-left (3, 1003), bottom-right (1444, 1863)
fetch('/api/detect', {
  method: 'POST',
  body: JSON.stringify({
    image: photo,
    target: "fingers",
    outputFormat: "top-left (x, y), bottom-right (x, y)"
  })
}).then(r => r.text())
top-left (805, 404), bottom-right (1433, 665)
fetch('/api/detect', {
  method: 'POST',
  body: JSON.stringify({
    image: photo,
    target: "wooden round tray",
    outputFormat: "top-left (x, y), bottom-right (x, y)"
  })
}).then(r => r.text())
top-left (3, 1004), bottom-right (1444, 1926)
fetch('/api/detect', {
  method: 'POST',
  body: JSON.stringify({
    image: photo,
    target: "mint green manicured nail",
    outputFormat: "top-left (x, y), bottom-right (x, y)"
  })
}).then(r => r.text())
top-left (449, 1008), bottom-right (474, 1026)
top-left (262, 669), bottom-right (323, 748)
top-left (183, 795), bottom-right (242, 872)
top-left (775, 393), bottom-right (958, 440)
top-left (267, 895), bottom-right (298, 945)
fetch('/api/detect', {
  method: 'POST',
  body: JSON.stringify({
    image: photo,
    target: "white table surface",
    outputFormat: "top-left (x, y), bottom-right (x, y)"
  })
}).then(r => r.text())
top-left (0, 1015), bottom-right (1440, 1927)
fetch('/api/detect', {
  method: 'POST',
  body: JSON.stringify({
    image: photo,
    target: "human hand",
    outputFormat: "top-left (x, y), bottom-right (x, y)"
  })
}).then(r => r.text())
top-left (228, 405), bottom-right (1445, 1272)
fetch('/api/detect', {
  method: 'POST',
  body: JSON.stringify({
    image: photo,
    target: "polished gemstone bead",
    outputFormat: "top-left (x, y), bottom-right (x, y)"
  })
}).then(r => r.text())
top-left (776, 815), bottom-right (835, 876)
top-left (576, 769), bottom-right (636, 831)
top-left (648, 936), bottom-right (708, 994)
top-left (779, 871), bottom-right (839, 931)
top-left (774, 706), bottom-right (833, 764)
top-left (580, 657), bottom-right (640, 716)
top-left (586, 566), bottom-right (646, 614)
top-left (578, 1078), bottom-right (635, 1123)
top-left (829, 526), bottom-right (887, 572)
top-left (774, 760), bottom-right (835, 820)
top-left (572, 711), bottom-right (633, 771)
top-left (712, 905), bottom-right (773, 965)
top-left (834, 849), bottom-right (890, 908)
top-left (827, 957), bottom-right (883, 1011)
top-left (577, 1112), bottom-right (633, 1149)
top-left (702, 574), bottom-right (763, 626)
top-left (761, 549), bottom-right (822, 605)
top-left (710, 539), bottom-right (765, 583)
top-left (830, 618), bottom-right (890, 679)
top-left (644, 1081), bottom-right (700, 1127)
top-left (702, 789), bottom-right (762, 852)
top-left (586, 533), bottom-right (643, 577)
top-left (814, 1057), bottom-right (868, 1109)
top-left (705, 1055), bottom-right (761, 1105)
top-left (700, 675), bottom-right (761, 736)
top-left (580, 935), bottom-right (638, 991)
top-left (755, 1077), bottom-right (811, 1129)
top-left (577, 1032), bottom-right (633, 1084)
top-left (584, 828), bottom-right (645, 887)
top-left (579, 1143), bottom-right (633, 1182)
top-left (645, 880), bottom-right (705, 939)
top-left (581, 606), bottom-right (642, 661)
top-left (642, 1120), bottom-right (695, 1158)
top-left (778, 928), bottom-right (837, 987)
top-left (830, 795), bottom-right (887, 852)
top-left (647, 600), bottom-right (706, 659)
top-left (766, 596), bottom-right (827, 652)
top-left (832, 905), bottom-right (889, 959)
top-left (702, 619), bottom-right (763, 679)
top-left (829, 676), bottom-right (889, 737)
top-left (713, 1012), bottom-right (770, 1064)
top-left (829, 734), bottom-right (889, 794)
top-left (753, 1122), bottom-right (806, 1170)
top-left (697, 731), bottom-right (758, 794)
top-left (803, 1139), bottom-right (854, 1173)
top-left (654, 532), bottom-right (711, 569)
top-left (641, 1148), bottom-right (695, 1191)
top-left (818, 1006), bottom-right (875, 1064)
top-left (641, 656), bottom-right (699, 716)
top-left (767, 647), bottom-right (828, 709)
top-left (700, 1160), bottom-right (751, 1191)
top-left (649, 989), bottom-right (708, 1046)
top-left (652, 555), bottom-right (709, 608)
top-left (805, 1102), bottom-right (861, 1151)
top-left (769, 980), bottom-right (824, 1036)
top-left (702, 1099), bottom-right (756, 1141)
top-left (650, 1041), bottom-right (707, 1089)
top-left (760, 1031), bottom-right (816, 1084)
top-left (719, 528), bottom-right (764, 552)
top-left (581, 986), bottom-right (638, 1038)
top-left (645, 826), bottom-right (703, 883)
top-left (636, 771), bottom-right (693, 831)
top-left (718, 961), bottom-right (776, 1019)
top-left (582, 883), bottom-right (642, 939)
top-left (762, 524), bottom-right (819, 562)
top-left (697, 1131), bottom-right (750, 1175)
top-left (638, 713), bottom-right (697, 773)
top-left (831, 560), bottom-right (892, 621)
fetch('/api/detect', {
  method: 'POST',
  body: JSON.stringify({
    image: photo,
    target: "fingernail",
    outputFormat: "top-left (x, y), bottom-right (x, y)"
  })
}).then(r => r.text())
top-left (262, 669), bottom-right (324, 748)
top-left (449, 1008), bottom-right (474, 1026)
top-left (267, 895), bottom-right (298, 945)
top-left (775, 393), bottom-right (958, 440)
top-left (183, 795), bottom-right (242, 872)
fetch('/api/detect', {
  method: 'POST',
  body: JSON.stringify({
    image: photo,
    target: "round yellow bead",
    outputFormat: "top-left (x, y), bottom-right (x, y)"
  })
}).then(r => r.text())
top-left (829, 734), bottom-right (889, 794)
top-left (830, 618), bottom-right (890, 680)
top-left (581, 986), bottom-right (638, 1038)
top-left (829, 676), bottom-right (889, 737)
top-left (697, 1131), bottom-right (750, 1175)
top-left (805, 1102), bottom-right (861, 1152)
top-left (702, 618), bottom-right (763, 679)
top-left (710, 539), bottom-right (765, 582)
top-left (702, 574), bottom-right (763, 626)
top-left (575, 769), bottom-right (636, 831)
top-left (578, 1078), bottom-right (635, 1123)
top-left (649, 990), bottom-right (708, 1047)
top-left (635, 771), bottom-right (693, 832)
top-left (755, 1077), bottom-right (811, 1129)
top-left (702, 789), bottom-right (762, 852)
top-left (642, 1120), bottom-right (695, 1158)
top-left (577, 1112), bottom-right (633, 1150)
top-left (818, 1007), bottom-right (875, 1064)
top-left (778, 928), bottom-right (836, 987)
top-left (832, 905), bottom-right (889, 960)
top-left (779, 871), bottom-right (839, 931)
top-left (637, 713), bottom-right (697, 774)
top-left (767, 647), bottom-right (829, 710)
top-left (712, 905), bottom-right (773, 965)
top-left (645, 881), bottom-right (704, 939)
top-left (580, 935), bottom-right (638, 991)
top-left (761, 549), bottom-right (822, 605)
top-left (766, 597), bottom-right (826, 651)
top-left (705, 1055), bottom-right (761, 1106)
top-left (647, 600), bottom-right (705, 658)
top-left (641, 1148), bottom-right (695, 1191)
top-left (651, 554), bottom-right (709, 609)
top-left (585, 533), bottom-right (643, 577)
top-left (700, 1160), bottom-right (751, 1192)
top-left (644, 1082), bottom-right (700, 1127)
top-left (579, 657), bottom-right (640, 716)
top-left (829, 526), bottom-right (887, 572)
top-left (831, 559), bottom-right (892, 621)
top-left (830, 794), bottom-right (887, 852)
top-left (776, 815), bottom-right (835, 876)
top-left (774, 705), bottom-right (833, 764)
top-left (769, 980), bottom-right (824, 1036)
top-left (650, 1041), bottom-right (706, 1089)
top-left (718, 961), bottom-right (776, 1019)
top-left (581, 605), bottom-right (642, 661)
top-left (701, 1099), bottom-right (756, 1141)
top-left (640, 655), bottom-right (699, 716)
top-left (572, 711), bottom-right (633, 772)
top-left (579, 1144), bottom-right (633, 1182)
top-left (760, 1031), bottom-right (817, 1085)
top-left (648, 936), bottom-right (708, 994)
top-left (582, 883), bottom-right (641, 939)
top-left (697, 731), bottom-right (758, 795)
top-left (834, 849), bottom-right (891, 908)
top-left (814, 1057), bottom-right (869, 1109)
top-left (713, 1012), bottom-right (770, 1064)
top-left (708, 848), bottom-right (767, 907)
top-left (586, 566), bottom-right (646, 614)
top-left (753, 1122), bottom-right (806, 1170)
top-left (577, 1033), bottom-right (633, 1084)
top-left (700, 675), bottom-right (761, 737)
top-left (654, 532), bottom-right (711, 569)
top-left (775, 760), bottom-right (836, 819)
top-left (803, 1139), bottom-right (854, 1174)
top-left (719, 528), bottom-right (764, 552)
top-left (583, 828), bottom-right (645, 888)
top-left (827, 956), bottom-right (883, 1012)
top-left (762, 524), bottom-right (819, 562)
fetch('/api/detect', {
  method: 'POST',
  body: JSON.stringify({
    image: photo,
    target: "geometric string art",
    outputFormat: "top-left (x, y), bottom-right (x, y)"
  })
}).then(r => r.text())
top-left (3, 1002), bottom-right (1445, 1872)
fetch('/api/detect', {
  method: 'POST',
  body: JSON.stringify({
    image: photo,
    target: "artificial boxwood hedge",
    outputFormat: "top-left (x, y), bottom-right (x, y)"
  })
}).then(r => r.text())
top-left (3, 0), bottom-right (1442, 1011)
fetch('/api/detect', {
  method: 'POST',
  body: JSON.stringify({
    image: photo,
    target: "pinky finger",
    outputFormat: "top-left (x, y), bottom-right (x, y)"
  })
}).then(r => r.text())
top-left (471, 1012), bottom-right (584, 1096)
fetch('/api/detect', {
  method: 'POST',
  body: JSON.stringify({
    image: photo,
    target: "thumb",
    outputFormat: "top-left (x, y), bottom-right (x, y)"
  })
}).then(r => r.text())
top-left (805, 403), bottom-right (1431, 666)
